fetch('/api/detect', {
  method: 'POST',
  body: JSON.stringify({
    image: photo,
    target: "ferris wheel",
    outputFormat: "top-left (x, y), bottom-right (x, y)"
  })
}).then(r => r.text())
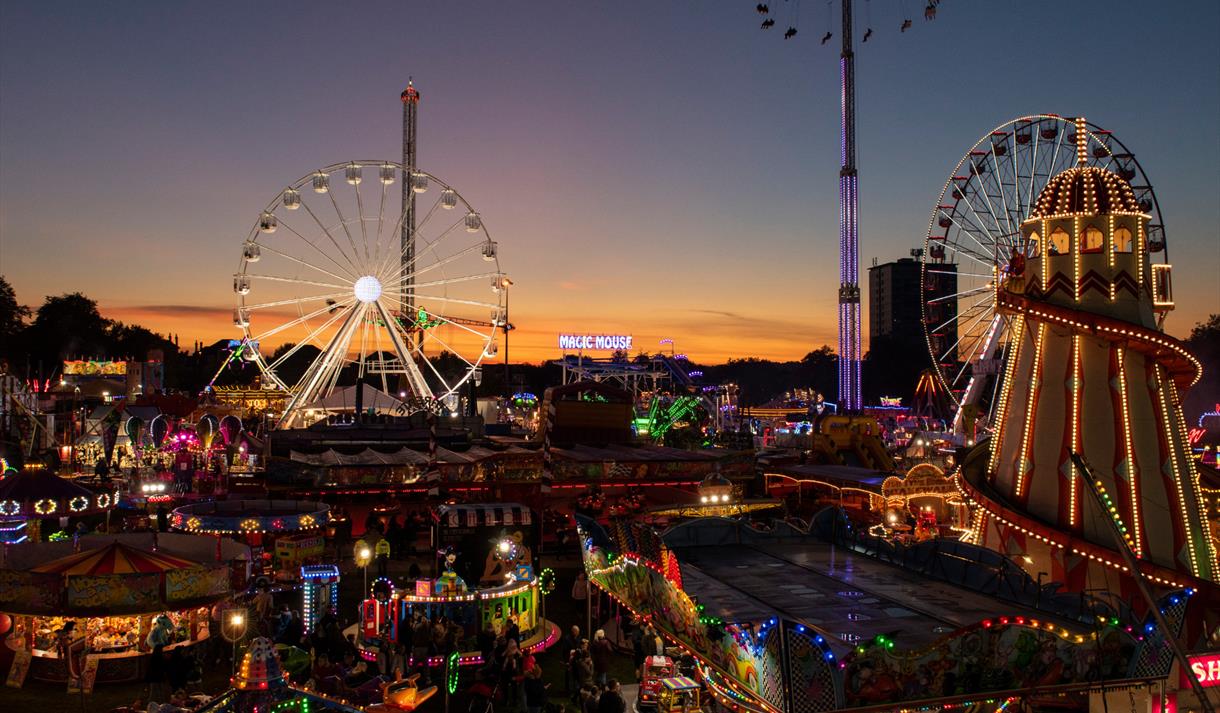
top-left (920, 115), bottom-right (1167, 432)
top-left (235, 160), bottom-right (506, 428)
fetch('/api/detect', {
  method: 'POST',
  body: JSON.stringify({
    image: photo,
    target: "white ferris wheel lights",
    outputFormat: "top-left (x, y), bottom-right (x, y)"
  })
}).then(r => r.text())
top-left (353, 276), bottom-right (383, 304)
top-left (238, 160), bottom-right (504, 427)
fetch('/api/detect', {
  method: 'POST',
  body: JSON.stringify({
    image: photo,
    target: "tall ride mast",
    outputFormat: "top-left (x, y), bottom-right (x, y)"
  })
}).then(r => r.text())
top-left (837, 0), bottom-right (862, 411)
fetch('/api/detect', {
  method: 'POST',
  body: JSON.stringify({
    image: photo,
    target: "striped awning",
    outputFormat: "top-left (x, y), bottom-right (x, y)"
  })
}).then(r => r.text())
top-left (661, 676), bottom-right (700, 690)
top-left (31, 542), bottom-right (198, 575)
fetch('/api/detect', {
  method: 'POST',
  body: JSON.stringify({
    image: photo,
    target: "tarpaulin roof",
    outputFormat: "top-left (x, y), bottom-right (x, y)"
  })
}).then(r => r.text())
top-left (301, 384), bottom-right (405, 413)
top-left (31, 542), bottom-right (198, 575)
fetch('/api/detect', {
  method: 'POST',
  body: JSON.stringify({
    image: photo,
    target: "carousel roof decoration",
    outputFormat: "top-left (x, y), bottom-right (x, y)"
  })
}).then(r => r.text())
top-left (1027, 165), bottom-right (1143, 219)
top-left (233, 637), bottom-right (287, 691)
top-left (31, 542), bottom-right (198, 576)
top-left (0, 469), bottom-right (118, 518)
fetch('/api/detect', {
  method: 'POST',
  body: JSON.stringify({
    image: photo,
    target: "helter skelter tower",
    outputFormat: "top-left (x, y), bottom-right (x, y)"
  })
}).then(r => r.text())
top-left (957, 120), bottom-right (1218, 599)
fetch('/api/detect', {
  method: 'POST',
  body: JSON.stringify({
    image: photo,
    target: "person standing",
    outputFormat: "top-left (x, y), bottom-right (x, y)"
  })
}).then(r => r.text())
top-left (597, 679), bottom-right (626, 713)
top-left (523, 666), bottom-right (549, 713)
top-left (559, 625), bottom-right (581, 694)
top-left (590, 629), bottom-right (612, 688)
top-left (375, 536), bottom-right (391, 578)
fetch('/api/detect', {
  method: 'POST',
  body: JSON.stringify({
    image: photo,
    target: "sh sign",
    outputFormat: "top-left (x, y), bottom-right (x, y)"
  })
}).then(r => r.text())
top-left (558, 334), bottom-right (633, 351)
top-left (1185, 652), bottom-right (1220, 688)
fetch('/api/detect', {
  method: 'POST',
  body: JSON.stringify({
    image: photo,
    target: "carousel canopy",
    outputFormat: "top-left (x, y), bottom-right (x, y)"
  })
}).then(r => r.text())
top-left (31, 541), bottom-right (198, 576)
top-left (0, 470), bottom-right (117, 518)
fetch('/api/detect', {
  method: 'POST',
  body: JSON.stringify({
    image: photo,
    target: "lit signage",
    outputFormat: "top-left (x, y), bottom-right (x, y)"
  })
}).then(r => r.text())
top-left (880, 396), bottom-right (903, 407)
top-left (1185, 651), bottom-right (1220, 688)
top-left (558, 334), bottom-right (633, 351)
top-left (63, 360), bottom-right (127, 377)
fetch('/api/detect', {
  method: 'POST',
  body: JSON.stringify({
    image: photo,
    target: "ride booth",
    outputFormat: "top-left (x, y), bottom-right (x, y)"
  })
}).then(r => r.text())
top-left (299, 564), bottom-right (340, 633)
top-left (355, 503), bottom-right (554, 667)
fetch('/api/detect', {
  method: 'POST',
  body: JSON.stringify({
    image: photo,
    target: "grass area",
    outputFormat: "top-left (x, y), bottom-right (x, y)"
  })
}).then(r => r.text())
top-left (0, 556), bottom-right (635, 713)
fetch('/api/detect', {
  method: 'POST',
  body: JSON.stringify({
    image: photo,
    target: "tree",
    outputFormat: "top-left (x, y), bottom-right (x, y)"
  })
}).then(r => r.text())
top-left (1183, 314), bottom-right (1220, 426)
top-left (22, 292), bottom-right (112, 375)
top-left (0, 276), bottom-right (30, 361)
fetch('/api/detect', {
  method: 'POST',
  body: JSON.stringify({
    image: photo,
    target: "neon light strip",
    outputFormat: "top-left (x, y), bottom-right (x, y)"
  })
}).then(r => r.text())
top-left (1014, 322), bottom-right (1047, 500)
top-left (1153, 365), bottom-right (1201, 576)
top-left (988, 315), bottom-right (1025, 476)
top-left (1069, 335), bottom-right (1081, 527)
top-left (1115, 347), bottom-right (1141, 557)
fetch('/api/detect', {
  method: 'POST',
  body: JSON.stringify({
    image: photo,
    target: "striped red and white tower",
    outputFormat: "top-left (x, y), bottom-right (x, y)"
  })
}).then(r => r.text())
top-left (959, 118), bottom-right (1217, 599)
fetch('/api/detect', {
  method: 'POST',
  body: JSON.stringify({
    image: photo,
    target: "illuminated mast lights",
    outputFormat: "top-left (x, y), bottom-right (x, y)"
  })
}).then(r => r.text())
top-left (837, 0), bottom-right (862, 411)
top-left (402, 79), bottom-right (420, 334)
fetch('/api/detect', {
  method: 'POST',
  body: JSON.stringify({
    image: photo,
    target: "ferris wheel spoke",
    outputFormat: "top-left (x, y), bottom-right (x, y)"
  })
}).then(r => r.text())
top-left (354, 175), bottom-right (371, 266)
top-left (409, 337), bottom-right (456, 395)
top-left (373, 190), bottom-right (446, 280)
top-left (372, 177), bottom-right (389, 270)
top-left (386, 270), bottom-right (501, 292)
top-left (372, 311), bottom-right (390, 395)
top-left (984, 143), bottom-right (1017, 238)
top-left (244, 273), bottom-right (350, 291)
top-left (414, 306), bottom-right (495, 340)
top-left (298, 200), bottom-right (363, 276)
top-left (386, 215), bottom-right (466, 280)
top-left (372, 300), bottom-right (432, 400)
top-left (937, 303), bottom-right (993, 366)
top-left (274, 217), bottom-right (360, 280)
top-left (326, 188), bottom-right (366, 274)
top-left (356, 308), bottom-right (370, 379)
top-left (387, 241), bottom-right (486, 285)
top-left (927, 298), bottom-right (988, 338)
top-left (383, 291), bottom-right (500, 312)
top-left (253, 296), bottom-right (355, 344)
top-left (928, 268), bottom-right (992, 279)
top-left (243, 291), bottom-right (350, 311)
top-left (971, 157), bottom-right (1011, 242)
top-left (927, 284), bottom-right (990, 304)
top-left (938, 207), bottom-right (1001, 264)
top-left (253, 242), bottom-right (355, 286)
top-left (951, 186), bottom-right (1006, 259)
top-left (266, 308), bottom-right (352, 373)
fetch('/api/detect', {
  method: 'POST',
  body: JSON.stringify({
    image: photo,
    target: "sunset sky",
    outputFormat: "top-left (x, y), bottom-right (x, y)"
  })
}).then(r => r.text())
top-left (2, 1), bottom-right (1217, 365)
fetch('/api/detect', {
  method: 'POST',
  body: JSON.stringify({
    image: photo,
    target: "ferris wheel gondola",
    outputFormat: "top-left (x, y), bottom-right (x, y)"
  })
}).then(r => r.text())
top-left (235, 160), bottom-right (505, 429)
top-left (920, 115), bottom-right (1167, 434)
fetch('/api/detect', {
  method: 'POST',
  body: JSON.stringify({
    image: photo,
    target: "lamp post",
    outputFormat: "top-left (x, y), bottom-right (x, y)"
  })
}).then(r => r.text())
top-left (501, 277), bottom-right (513, 403)
top-left (221, 607), bottom-right (247, 675)
top-left (354, 540), bottom-right (373, 595)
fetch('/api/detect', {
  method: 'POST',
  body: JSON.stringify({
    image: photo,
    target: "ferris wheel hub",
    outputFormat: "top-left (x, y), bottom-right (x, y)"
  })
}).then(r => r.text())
top-left (353, 275), bottom-right (383, 304)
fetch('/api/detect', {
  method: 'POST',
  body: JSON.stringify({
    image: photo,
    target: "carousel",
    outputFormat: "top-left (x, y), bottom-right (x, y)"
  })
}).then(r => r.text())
top-left (0, 534), bottom-right (244, 684)
top-left (170, 499), bottom-right (330, 582)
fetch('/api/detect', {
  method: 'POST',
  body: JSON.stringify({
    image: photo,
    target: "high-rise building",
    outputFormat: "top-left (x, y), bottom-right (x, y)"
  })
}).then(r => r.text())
top-left (868, 253), bottom-right (956, 363)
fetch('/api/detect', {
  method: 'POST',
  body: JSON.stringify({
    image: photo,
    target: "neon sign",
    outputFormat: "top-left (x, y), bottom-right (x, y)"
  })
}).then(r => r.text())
top-left (558, 334), bottom-right (633, 351)
top-left (1186, 651), bottom-right (1220, 688)
top-left (880, 396), bottom-right (903, 407)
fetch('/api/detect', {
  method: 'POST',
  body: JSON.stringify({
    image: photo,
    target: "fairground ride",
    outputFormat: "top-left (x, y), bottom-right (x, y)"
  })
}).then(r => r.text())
top-left (234, 160), bottom-right (507, 429)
